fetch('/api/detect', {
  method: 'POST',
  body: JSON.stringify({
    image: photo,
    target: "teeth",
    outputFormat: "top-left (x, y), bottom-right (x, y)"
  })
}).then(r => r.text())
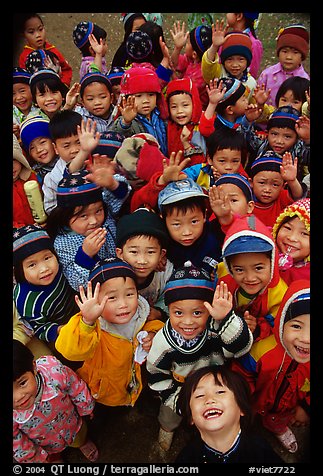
top-left (204, 409), bottom-right (222, 418)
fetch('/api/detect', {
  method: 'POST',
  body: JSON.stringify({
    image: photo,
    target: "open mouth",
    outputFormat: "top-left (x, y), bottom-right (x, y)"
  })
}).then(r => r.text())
top-left (203, 408), bottom-right (223, 419)
top-left (295, 345), bottom-right (309, 357)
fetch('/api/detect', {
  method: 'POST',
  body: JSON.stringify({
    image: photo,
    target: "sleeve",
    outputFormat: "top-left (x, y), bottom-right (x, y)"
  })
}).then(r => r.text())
top-left (54, 238), bottom-right (91, 291)
top-left (201, 50), bottom-right (222, 84)
top-left (102, 174), bottom-right (131, 216)
top-left (130, 171), bottom-right (165, 212)
top-left (13, 422), bottom-right (48, 463)
top-left (199, 112), bottom-right (216, 137)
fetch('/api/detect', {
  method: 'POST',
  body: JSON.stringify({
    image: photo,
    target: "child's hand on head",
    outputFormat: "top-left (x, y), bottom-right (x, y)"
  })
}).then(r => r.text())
top-left (243, 310), bottom-right (257, 333)
top-left (82, 227), bottom-right (107, 257)
top-left (280, 152), bottom-right (297, 182)
top-left (204, 281), bottom-right (232, 321)
top-left (76, 281), bottom-right (108, 326)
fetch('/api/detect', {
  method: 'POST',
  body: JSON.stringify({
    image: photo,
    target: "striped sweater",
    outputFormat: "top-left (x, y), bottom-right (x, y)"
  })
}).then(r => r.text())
top-left (13, 267), bottom-right (78, 343)
top-left (146, 311), bottom-right (253, 411)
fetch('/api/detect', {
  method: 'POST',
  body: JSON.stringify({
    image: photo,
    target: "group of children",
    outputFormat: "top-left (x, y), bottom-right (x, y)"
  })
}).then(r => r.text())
top-left (13, 12), bottom-right (310, 465)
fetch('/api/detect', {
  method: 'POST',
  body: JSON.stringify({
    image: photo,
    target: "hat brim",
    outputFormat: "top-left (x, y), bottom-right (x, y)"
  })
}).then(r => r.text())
top-left (223, 236), bottom-right (273, 257)
top-left (159, 190), bottom-right (207, 206)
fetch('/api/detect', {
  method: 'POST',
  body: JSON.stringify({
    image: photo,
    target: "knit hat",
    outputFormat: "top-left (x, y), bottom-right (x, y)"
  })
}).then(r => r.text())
top-left (29, 68), bottom-right (61, 88)
top-left (220, 31), bottom-right (253, 67)
top-left (214, 173), bottom-right (253, 202)
top-left (13, 67), bottom-right (31, 85)
top-left (189, 25), bottom-right (212, 55)
top-left (217, 77), bottom-right (246, 106)
top-left (120, 66), bottom-right (161, 95)
top-left (267, 105), bottom-right (300, 132)
top-left (250, 151), bottom-right (283, 178)
top-left (126, 30), bottom-right (153, 60)
top-left (285, 289), bottom-right (310, 322)
top-left (20, 116), bottom-right (51, 152)
top-left (89, 257), bottom-right (137, 288)
top-left (56, 170), bottom-right (103, 208)
top-left (116, 207), bottom-right (169, 248)
top-left (13, 224), bottom-right (54, 265)
top-left (107, 66), bottom-right (126, 86)
top-left (73, 21), bottom-right (94, 48)
top-left (158, 178), bottom-right (207, 210)
top-left (114, 133), bottom-right (167, 181)
top-left (92, 131), bottom-right (124, 158)
top-left (164, 260), bottom-right (215, 306)
top-left (25, 49), bottom-right (59, 75)
top-left (80, 72), bottom-right (112, 97)
top-left (13, 134), bottom-right (32, 181)
top-left (276, 24), bottom-right (309, 60)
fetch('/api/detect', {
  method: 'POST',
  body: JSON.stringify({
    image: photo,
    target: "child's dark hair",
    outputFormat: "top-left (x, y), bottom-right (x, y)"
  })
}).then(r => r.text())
top-left (30, 76), bottom-right (69, 105)
top-left (16, 13), bottom-right (43, 35)
top-left (13, 247), bottom-right (59, 283)
top-left (139, 21), bottom-right (165, 66)
top-left (13, 339), bottom-right (35, 382)
top-left (160, 196), bottom-right (207, 220)
top-left (49, 110), bottom-right (82, 141)
top-left (240, 13), bottom-right (258, 38)
top-left (176, 364), bottom-right (253, 429)
top-left (206, 126), bottom-right (248, 168)
top-left (79, 24), bottom-right (107, 56)
top-left (275, 76), bottom-right (310, 108)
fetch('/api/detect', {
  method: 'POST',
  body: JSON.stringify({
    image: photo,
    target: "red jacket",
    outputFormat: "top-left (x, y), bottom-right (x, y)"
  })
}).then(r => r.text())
top-left (13, 173), bottom-right (39, 229)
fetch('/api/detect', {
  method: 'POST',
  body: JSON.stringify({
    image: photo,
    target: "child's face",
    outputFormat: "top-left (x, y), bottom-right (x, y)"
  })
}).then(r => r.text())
top-left (13, 83), bottom-right (33, 115)
top-left (68, 201), bottom-right (105, 236)
top-left (226, 13), bottom-right (238, 27)
top-left (229, 252), bottom-right (271, 295)
top-left (53, 133), bottom-right (81, 162)
top-left (81, 82), bottom-right (113, 118)
top-left (278, 47), bottom-right (302, 72)
top-left (13, 369), bottom-right (37, 411)
top-left (29, 137), bottom-right (56, 165)
top-left (133, 92), bottom-right (157, 118)
top-left (98, 276), bottom-right (138, 324)
top-left (224, 56), bottom-right (248, 79)
top-left (283, 314), bottom-right (310, 363)
top-left (116, 236), bottom-right (166, 283)
top-left (268, 127), bottom-right (297, 155)
top-left (278, 89), bottom-right (303, 112)
top-left (208, 148), bottom-right (242, 175)
top-left (132, 17), bottom-right (146, 32)
top-left (227, 92), bottom-right (249, 120)
top-left (13, 160), bottom-right (22, 182)
top-left (22, 249), bottom-right (59, 286)
top-left (216, 183), bottom-right (254, 216)
top-left (23, 16), bottom-right (46, 49)
top-left (276, 216), bottom-right (310, 263)
top-left (169, 299), bottom-right (210, 340)
top-left (251, 170), bottom-right (284, 205)
top-left (165, 206), bottom-right (205, 247)
top-left (35, 85), bottom-right (63, 118)
top-left (168, 92), bottom-right (193, 126)
top-left (111, 84), bottom-right (121, 105)
top-left (189, 373), bottom-right (243, 437)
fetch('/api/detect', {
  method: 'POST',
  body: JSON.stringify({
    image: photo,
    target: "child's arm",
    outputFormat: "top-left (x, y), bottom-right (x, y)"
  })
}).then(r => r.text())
top-left (281, 152), bottom-right (304, 200)
top-left (201, 20), bottom-right (228, 84)
top-left (170, 21), bottom-right (189, 70)
top-left (68, 119), bottom-right (100, 173)
top-left (88, 33), bottom-right (105, 73)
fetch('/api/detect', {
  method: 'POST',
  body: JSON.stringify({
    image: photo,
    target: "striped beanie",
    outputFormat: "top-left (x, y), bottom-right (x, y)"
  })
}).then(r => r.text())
top-left (80, 72), bottom-right (112, 97)
top-left (217, 77), bottom-right (246, 107)
top-left (89, 257), bottom-right (137, 288)
top-left (190, 25), bottom-right (212, 56)
top-left (29, 68), bottom-right (61, 88)
top-left (285, 289), bottom-right (310, 322)
top-left (276, 24), bottom-right (309, 60)
top-left (107, 66), bottom-right (126, 86)
top-left (164, 261), bottom-right (215, 306)
top-left (25, 49), bottom-right (59, 75)
top-left (267, 105), bottom-right (300, 131)
top-left (214, 173), bottom-right (253, 202)
top-left (250, 151), bottom-right (282, 178)
top-left (56, 170), bottom-right (102, 208)
top-left (20, 116), bottom-right (51, 151)
top-left (13, 67), bottom-right (31, 85)
top-left (13, 225), bottom-right (54, 265)
top-left (220, 31), bottom-right (253, 66)
top-left (92, 131), bottom-right (125, 158)
top-left (73, 21), bottom-right (94, 49)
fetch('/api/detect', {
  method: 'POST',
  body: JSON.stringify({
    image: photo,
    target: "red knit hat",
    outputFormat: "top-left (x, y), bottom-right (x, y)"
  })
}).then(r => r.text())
top-left (220, 31), bottom-right (253, 67)
top-left (276, 24), bottom-right (309, 60)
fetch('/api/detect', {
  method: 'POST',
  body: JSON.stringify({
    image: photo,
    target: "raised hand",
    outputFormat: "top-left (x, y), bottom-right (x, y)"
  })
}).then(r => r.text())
top-left (77, 118), bottom-right (100, 154)
top-left (119, 95), bottom-right (138, 124)
top-left (75, 281), bottom-right (108, 326)
top-left (280, 151), bottom-right (297, 182)
top-left (209, 185), bottom-right (231, 219)
top-left (158, 150), bottom-right (191, 185)
top-left (203, 281), bottom-right (232, 321)
top-left (206, 79), bottom-right (226, 105)
top-left (170, 21), bottom-right (189, 50)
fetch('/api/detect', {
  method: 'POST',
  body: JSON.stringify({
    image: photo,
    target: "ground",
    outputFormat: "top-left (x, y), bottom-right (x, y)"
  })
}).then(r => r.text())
top-left (12, 12), bottom-right (311, 466)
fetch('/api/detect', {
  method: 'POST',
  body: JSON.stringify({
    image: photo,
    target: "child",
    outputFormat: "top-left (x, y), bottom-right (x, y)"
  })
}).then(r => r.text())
top-left (116, 207), bottom-right (173, 322)
top-left (107, 66), bottom-right (126, 117)
top-left (13, 225), bottom-right (79, 345)
top-left (20, 115), bottom-right (58, 186)
top-left (111, 13), bottom-right (147, 68)
top-left (146, 262), bottom-right (253, 450)
top-left (249, 151), bottom-right (306, 230)
top-left (73, 21), bottom-right (108, 80)
top-left (217, 214), bottom-right (288, 342)
top-left (13, 134), bottom-right (39, 229)
top-left (111, 66), bottom-right (168, 156)
top-left (201, 22), bottom-right (257, 101)
top-left (257, 24), bottom-right (310, 107)
top-left (175, 364), bottom-right (283, 463)
top-left (225, 12), bottom-right (263, 79)
top-left (275, 76), bottom-right (310, 113)
top-left (75, 72), bottom-right (115, 133)
top-left (170, 21), bottom-right (212, 109)
top-left (158, 177), bottom-right (223, 276)
top-left (55, 257), bottom-right (164, 407)
top-left (17, 13), bottom-right (72, 87)
top-left (165, 77), bottom-right (207, 166)
top-left (13, 339), bottom-right (98, 463)
top-left (45, 169), bottom-right (130, 292)
top-left (29, 68), bottom-right (69, 120)
top-left (272, 198), bottom-right (310, 285)
top-left (232, 279), bottom-right (310, 454)
top-left (13, 67), bottom-right (38, 137)
top-left (25, 48), bottom-right (63, 79)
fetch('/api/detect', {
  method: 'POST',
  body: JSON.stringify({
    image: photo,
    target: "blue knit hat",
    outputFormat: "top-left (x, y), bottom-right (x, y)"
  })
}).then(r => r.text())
top-left (214, 173), bottom-right (253, 202)
top-left (20, 116), bottom-right (51, 151)
top-left (13, 67), bottom-right (31, 85)
top-left (285, 291), bottom-right (310, 322)
top-left (56, 170), bottom-right (102, 208)
top-left (92, 131), bottom-right (125, 157)
top-left (190, 25), bottom-right (212, 55)
top-left (25, 49), bottom-right (59, 75)
top-left (89, 257), bottom-right (137, 288)
top-left (164, 261), bottom-right (215, 306)
top-left (80, 72), bottom-right (112, 97)
top-left (29, 68), bottom-right (61, 88)
top-left (243, 12), bottom-right (259, 20)
top-left (250, 151), bottom-right (283, 178)
top-left (13, 225), bottom-right (54, 265)
top-left (267, 106), bottom-right (300, 132)
top-left (107, 66), bottom-right (126, 86)
top-left (73, 21), bottom-right (94, 48)
top-left (217, 77), bottom-right (246, 106)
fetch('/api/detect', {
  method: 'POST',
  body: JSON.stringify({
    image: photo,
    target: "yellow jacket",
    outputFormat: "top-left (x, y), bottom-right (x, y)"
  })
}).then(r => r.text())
top-left (55, 296), bottom-right (164, 407)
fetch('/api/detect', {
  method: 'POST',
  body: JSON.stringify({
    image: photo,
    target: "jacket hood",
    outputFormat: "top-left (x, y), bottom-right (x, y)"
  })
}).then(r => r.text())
top-left (166, 77), bottom-right (202, 124)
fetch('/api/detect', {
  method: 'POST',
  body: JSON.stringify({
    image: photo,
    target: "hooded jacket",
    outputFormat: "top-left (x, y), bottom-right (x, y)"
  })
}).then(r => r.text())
top-left (217, 214), bottom-right (288, 341)
top-left (232, 279), bottom-right (310, 418)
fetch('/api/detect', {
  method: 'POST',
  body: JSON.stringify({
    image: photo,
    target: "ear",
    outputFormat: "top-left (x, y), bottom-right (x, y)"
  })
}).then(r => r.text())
top-left (191, 50), bottom-right (198, 61)
top-left (247, 200), bottom-right (255, 214)
top-left (52, 142), bottom-right (59, 155)
top-left (116, 247), bottom-right (123, 259)
top-left (226, 104), bottom-right (235, 116)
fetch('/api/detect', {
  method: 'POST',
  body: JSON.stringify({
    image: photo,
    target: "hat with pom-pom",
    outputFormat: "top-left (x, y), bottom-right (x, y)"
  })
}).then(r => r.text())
top-left (13, 224), bottom-right (54, 265)
top-left (276, 24), bottom-right (309, 60)
top-left (89, 257), bottom-right (137, 288)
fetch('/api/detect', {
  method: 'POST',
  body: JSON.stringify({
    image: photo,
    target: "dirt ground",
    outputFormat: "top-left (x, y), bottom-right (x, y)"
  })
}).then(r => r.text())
top-left (12, 13), bottom-right (311, 466)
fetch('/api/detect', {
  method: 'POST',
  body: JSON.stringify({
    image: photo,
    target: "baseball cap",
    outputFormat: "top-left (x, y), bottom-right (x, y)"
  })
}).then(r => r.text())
top-left (158, 178), bottom-right (207, 210)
